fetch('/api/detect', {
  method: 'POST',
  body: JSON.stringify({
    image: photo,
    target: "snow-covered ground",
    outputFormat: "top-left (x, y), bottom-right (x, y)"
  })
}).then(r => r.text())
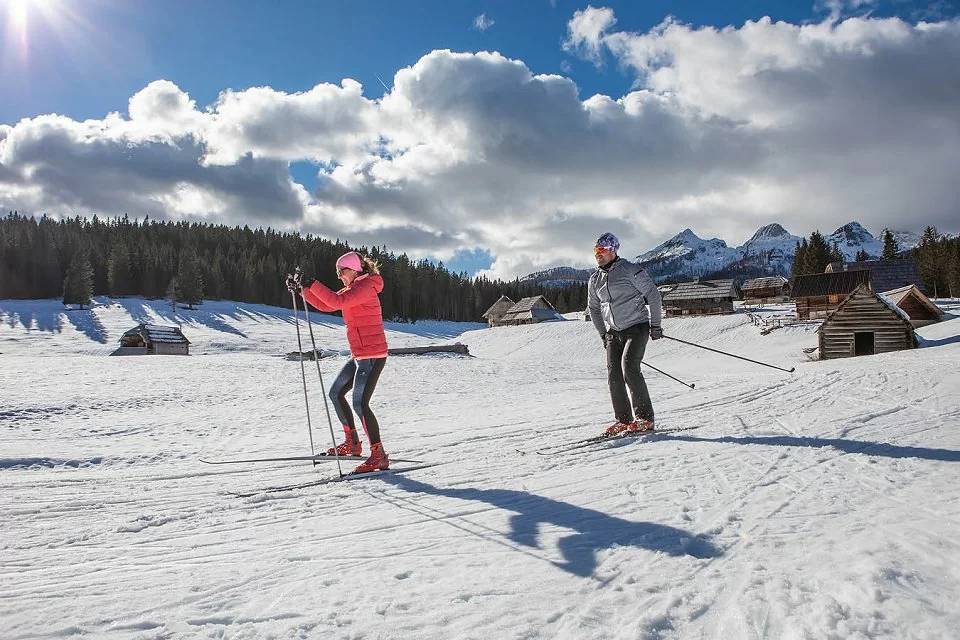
top-left (2, 297), bottom-right (959, 639)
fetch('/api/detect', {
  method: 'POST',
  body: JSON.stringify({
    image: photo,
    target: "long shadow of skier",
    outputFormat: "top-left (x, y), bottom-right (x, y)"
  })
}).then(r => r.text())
top-left (657, 434), bottom-right (960, 462)
top-left (380, 474), bottom-right (719, 578)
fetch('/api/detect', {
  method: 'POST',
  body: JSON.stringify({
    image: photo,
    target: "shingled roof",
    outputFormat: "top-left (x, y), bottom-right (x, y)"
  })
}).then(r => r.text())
top-left (121, 323), bottom-right (191, 345)
top-left (741, 276), bottom-right (788, 292)
top-left (482, 295), bottom-right (515, 319)
top-left (662, 279), bottom-right (738, 301)
top-left (825, 259), bottom-right (925, 294)
top-left (791, 270), bottom-right (870, 298)
top-left (498, 296), bottom-right (561, 322)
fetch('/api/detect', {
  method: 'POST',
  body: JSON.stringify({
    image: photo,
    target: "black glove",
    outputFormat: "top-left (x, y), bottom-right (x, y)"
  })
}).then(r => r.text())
top-left (650, 325), bottom-right (663, 340)
top-left (601, 333), bottom-right (609, 348)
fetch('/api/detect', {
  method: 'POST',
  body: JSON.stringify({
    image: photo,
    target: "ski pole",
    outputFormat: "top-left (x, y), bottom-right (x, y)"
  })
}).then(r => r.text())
top-left (642, 361), bottom-right (695, 389)
top-left (288, 279), bottom-right (317, 459)
top-left (662, 334), bottom-right (795, 373)
top-left (295, 268), bottom-right (344, 478)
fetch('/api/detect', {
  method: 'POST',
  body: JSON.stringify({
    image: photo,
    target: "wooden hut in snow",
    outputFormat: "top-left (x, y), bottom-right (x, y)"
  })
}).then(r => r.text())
top-left (792, 270), bottom-right (870, 320)
top-left (662, 279), bottom-right (739, 317)
top-left (495, 296), bottom-right (562, 326)
top-left (817, 285), bottom-right (915, 359)
top-left (114, 323), bottom-right (190, 356)
top-left (482, 296), bottom-right (515, 327)
top-left (741, 276), bottom-right (790, 304)
top-left (879, 285), bottom-right (943, 328)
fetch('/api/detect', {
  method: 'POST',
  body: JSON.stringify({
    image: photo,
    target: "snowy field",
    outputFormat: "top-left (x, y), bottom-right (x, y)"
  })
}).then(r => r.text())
top-left (2, 297), bottom-right (960, 639)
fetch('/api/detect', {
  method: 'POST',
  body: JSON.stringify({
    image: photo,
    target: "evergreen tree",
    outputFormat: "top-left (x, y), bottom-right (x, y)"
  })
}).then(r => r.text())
top-left (916, 226), bottom-right (942, 296)
top-left (807, 231), bottom-right (832, 274)
top-left (791, 239), bottom-right (809, 278)
top-left (63, 247), bottom-right (94, 309)
top-left (166, 277), bottom-right (179, 312)
top-left (948, 241), bottom-right (960, 299)
top-left (881, 228), bottom-right (900, 260)
top-left (108, 241), bottom-right (134, 296)
top-left (175, 246), bottom-right (204, 309)
top-left (829, 241), bottom-right (844, 264)
top-left (855, 248), bottom-right (870, 262)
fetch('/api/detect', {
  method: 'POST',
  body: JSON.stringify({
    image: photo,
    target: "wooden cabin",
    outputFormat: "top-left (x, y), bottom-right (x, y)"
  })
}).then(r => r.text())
top-left (879, 285), bottom-right (943, 328)
top-left (825, 259), bottom-right (925, 294)
top-left (741, 276), bottom-right (790, 304)
top-left (114, 323), bottom-right (190, 356)
top-left (494, 296), bottom-right (562, 326)
top-left (792, 270), bottom-right (870, 320)
top-left (818, 284), bottom-right (915, 359)
top-left (481, 295), bottom-right (515, 327)
top-left (661, 279), bottom-right (739, 317)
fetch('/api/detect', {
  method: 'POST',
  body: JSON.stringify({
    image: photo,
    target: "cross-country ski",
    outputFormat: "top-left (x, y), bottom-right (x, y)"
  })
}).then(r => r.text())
top-left (230, 462), bottom-right (447, 497)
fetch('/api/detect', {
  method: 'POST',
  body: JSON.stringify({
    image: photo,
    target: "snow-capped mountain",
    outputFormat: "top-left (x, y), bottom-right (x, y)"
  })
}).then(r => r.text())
top-left (521, 222), bottom-right (920, 285)
top-left (828, 222), bottom-right (882, 261)
top-left (740, 224), bottom-right (803, 260)
top-left (891, 230), bottom-right (920, 251)
top-left (519, 266), bottom-right (592, 288)
top-left (634, 228), bottom-right (742, 280)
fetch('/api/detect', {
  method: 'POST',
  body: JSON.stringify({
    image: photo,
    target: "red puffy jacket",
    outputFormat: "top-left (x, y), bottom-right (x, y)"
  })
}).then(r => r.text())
top-left (303, 274), bottom-right (388, 360)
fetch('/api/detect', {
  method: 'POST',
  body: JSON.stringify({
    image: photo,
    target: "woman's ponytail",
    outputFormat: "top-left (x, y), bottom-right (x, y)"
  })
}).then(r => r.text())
top-left (361, 256), bottom-right (381, 275)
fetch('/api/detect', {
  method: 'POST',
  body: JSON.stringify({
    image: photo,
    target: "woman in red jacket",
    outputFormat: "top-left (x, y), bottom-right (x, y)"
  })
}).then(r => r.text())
top-left (302, 251), bottom-right (390, 473)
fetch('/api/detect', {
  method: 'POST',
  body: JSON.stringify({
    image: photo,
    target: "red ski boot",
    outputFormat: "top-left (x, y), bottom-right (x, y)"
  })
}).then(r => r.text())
top-left (326, 439), bottom-right (362, 457)
top-left (626, 419), bottom-right (654, 433)
top-left (603, 421), bottom-right (636, 437)
top-left (353, 443), bottom-right (389, 473)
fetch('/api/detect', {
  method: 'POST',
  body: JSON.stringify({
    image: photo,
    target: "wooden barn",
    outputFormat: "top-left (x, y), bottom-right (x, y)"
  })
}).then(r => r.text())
top-left (662, 279), bottom-right (739, 317)
top-left (792, 270), bottom-right (870, 320)
top-left (114, 323), bottom-right (190, 356)
top-left (482, 295), bottom-right (515, 327)
top-left (825, 259), bottom-right (925, 293)
top-left (818, 284), bottom-right (916, 359)
top-left (494, 296), bottom-right (562, 326)
top-left (879, 285), bottom-right (943, 328)
top-left (741, 276), bottom-right (790, 304)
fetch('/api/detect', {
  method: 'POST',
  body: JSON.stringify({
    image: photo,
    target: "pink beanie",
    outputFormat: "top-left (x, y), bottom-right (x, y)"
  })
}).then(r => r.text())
top-left (335, 251), bottom-right (363, 273)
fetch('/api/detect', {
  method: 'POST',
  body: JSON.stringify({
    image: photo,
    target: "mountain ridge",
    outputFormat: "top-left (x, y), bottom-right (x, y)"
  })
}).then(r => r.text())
top-left (521, 222), bottom-right (919, 286)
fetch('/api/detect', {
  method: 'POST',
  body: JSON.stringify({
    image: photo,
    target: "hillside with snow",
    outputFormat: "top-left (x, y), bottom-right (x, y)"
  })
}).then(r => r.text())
top-left (3, 297), bottom-right (960, 639)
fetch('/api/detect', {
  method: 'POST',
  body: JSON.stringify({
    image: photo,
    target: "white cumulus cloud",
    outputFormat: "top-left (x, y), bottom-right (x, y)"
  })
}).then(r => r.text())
top-left (1, 11), bottom-right (959, 279)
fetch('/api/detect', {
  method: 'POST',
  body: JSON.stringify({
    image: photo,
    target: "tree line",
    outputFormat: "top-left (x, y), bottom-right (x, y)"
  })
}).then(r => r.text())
top-left (0, 212), bottom-right (588, 321)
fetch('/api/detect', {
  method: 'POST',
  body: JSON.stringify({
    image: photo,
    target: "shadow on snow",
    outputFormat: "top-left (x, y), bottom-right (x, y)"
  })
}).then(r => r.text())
top-left (658, 434), bottom-right (960, 463)
top-left (379, 473), bottom-right (720, 578)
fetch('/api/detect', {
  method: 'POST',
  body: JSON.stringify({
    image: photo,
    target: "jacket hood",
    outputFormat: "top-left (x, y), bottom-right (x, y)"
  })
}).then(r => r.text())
top-left (356, 273), bottom-right (384, 293)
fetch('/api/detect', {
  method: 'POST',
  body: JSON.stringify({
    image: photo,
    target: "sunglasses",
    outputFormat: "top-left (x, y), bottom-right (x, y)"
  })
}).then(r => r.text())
top-left (594, 245), bottom-right (615, 256)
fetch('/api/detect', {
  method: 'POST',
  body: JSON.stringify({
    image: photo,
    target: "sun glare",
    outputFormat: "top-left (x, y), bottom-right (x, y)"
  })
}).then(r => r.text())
top-left (3, 0), bottom-right (76, 63)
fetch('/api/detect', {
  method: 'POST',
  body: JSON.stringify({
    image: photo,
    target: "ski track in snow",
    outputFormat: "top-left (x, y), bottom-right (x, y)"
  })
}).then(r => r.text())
top-left (2, 297), bottom-right (960, 639)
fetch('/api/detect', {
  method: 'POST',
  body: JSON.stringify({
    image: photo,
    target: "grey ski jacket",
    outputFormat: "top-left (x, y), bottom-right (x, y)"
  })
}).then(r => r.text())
top-left (587, 257), bottom-right (662, 335)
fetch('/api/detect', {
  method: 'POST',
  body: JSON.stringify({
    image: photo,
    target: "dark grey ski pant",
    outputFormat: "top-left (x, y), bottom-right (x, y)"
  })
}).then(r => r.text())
top-left (605, 322), bottom-right (654, 424)
top-left (329, 357), bottom-right (387, 445)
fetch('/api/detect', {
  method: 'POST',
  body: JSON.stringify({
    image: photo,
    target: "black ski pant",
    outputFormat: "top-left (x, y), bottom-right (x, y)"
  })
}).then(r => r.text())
top-left (329, 357), bottom-right (387, 445)
top-left (605, 322), bottom-right (654, 425)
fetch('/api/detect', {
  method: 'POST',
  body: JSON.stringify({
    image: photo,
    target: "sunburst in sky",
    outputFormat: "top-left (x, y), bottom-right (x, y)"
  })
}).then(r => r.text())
top-left (2, 0), bottom-right (84, 64)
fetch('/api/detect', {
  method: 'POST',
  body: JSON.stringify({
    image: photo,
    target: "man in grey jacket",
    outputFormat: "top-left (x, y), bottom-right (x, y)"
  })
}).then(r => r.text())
top-left (587, 232), bottom-right (664, 437)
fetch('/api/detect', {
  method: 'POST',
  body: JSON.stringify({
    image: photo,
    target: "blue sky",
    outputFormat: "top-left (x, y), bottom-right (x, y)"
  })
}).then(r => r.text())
top-left (1, 0), bottom-right (958, 277)
top-left (5, 0), bottom-right (947, 125)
